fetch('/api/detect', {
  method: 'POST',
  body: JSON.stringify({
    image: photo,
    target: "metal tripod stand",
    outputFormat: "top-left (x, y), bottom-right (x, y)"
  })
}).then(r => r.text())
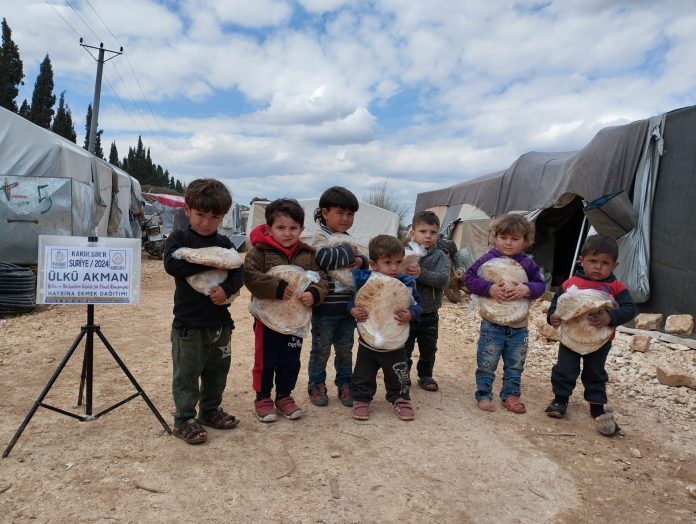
top-left (3, 304), bottom-right (171, 458)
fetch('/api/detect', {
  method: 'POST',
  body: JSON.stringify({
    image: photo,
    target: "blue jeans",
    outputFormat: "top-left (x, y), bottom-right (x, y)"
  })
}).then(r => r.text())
top-left (307, 313), bottom-right (355, 388)
top-left (475, 320), bottom-right (528, 401)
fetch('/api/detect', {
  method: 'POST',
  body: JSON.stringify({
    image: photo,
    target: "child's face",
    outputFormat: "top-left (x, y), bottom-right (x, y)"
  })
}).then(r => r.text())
top-left (269, 214), bottom-right (304, 248)
top-left (321, 207), bottom-right (355, 234)
top-left (410, 221), bottom-right (439, 249)
top-left (579, 252), bottom-right (618, 281)
top-left (494, 231), bottom-right (526, 257)
top-left (184, 205), bottom-right (224, 236)
top-left (369, 253), bottom-right (404, 278)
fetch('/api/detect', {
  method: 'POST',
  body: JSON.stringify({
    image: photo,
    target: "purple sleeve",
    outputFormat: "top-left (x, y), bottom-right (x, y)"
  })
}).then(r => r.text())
top-left (518, 255), bottom-right (546, 300)
top-left (464, 251), bottom-right (496, 297)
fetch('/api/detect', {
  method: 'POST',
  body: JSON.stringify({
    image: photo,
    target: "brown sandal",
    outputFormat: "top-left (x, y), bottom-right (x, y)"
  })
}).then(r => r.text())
top-left (501, 395), bottom-right (526, 414)
top-left (196, 407), bottom-right (239, 429)
top-left (174, 419), bottom-right (208, 444)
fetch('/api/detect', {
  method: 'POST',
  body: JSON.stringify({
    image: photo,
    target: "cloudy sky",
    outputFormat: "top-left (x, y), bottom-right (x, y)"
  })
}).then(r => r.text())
top-left (4, 0), bottom-right (696, 212)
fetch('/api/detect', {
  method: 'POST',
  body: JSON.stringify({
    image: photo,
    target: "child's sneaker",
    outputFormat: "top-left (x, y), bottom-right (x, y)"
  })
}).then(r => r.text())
top-left (337, 383), bottom-right (353, 407)
top-left (595, 412), bottom-right (621, 436)
top-left (276, 396), bottom-right (302, 420)
top-left (308, 384), bottom-right (329, 406)
top-left (545, 399), bottom-right (567, 418)
top-left (254, 397), bottom-right (277, 423)
top-left (392, 397), bottom-right (415, 421)
top-left (352, 401), bottom-right (370, 420)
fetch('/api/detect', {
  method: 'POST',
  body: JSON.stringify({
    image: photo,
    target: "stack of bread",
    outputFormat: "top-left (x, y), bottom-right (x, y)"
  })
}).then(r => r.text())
top-left (555, 286), bottom-right (616, 355)
top-left (476, 257), bottom-right (530, 325)
top-left (355, 273), bottom-right (413, 350)
top-left (326, 233), bottom-right (357, 292)
top-left (248, 265), bottom-right (315, 337)
top-left (173, 247), bottom-right (243, 304)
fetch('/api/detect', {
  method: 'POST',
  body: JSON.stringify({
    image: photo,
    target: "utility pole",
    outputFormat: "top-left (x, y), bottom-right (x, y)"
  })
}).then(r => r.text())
top-left (79, 39), bottom-right (122, 155)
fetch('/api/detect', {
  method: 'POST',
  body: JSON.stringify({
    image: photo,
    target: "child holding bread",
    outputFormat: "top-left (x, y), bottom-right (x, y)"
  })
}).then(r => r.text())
top-left (163, 179), bottom-right (244, 445)
top-left (243, 199), bottom-right (328, 423)
top-left (349, 235), bottom-right (422, 421)
top-left (464, 214), bottom-right (545, 414)
top-left (545, 234), bottom-right (637, 436)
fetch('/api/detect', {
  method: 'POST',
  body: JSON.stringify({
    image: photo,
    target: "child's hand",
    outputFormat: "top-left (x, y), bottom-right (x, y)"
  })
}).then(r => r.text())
top-left (394, 308), bottom-right (413, 324)
top-left (404, 264), bottom-right (421, 277)
top-left (488, 283), bottom-right (507, 303)
top-left (588, 309), bottom-right (612, 327)
top-left (549, 314), bottom-right (562, 327)
top-left (351, 306), bottom-right (368, 322)
top-left (299, 291), bottom-right (315, 306)
top-left (283, 285), bottom-right (295, 300)
top-left (208, 285), bottom-right (227, 305)
top-left (502, 281), bottom-right (530, 301)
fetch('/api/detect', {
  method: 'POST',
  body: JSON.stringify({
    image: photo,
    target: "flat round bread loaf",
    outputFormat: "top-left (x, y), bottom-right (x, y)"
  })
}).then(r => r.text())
top-left (326, 234), bottom-right (357, 291)
top-left (355, 273), bottom-right (412, 350)
top-left (173, 247), bottom-right (242, 269)
top-left (248, 265), bottom-right (313, 336)
top-left (186, 269), bottom-right (238, 304)
top-left (403, 250), bottom-right (420, 270)
top-left (477, 257), bottom-right (530, 325)
top-left (556, 288), bottom-right (616, 354)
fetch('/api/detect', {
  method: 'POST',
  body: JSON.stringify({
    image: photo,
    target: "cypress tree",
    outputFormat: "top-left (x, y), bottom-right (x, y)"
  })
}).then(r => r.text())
top-left (83, 104), bottom-right (104, 158)
top-left (108, 141), bottom-right (119, 167)
top-left (51, 91), bottom-right (77, 142)
top-left (0, 18), bottom-right (24, 112)
top-left (28, 54), bottom-right (55, 128)
top-left (18, 98), bottom-right (29, 118)
top-left (175, 179), bottom-right (183, 192)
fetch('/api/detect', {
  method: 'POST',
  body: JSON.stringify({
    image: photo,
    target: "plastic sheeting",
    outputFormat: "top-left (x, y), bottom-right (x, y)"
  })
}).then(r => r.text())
top-left (0, 107), bottom-right (142, 264)
top-left (614, 116), bottom-right (664, 303)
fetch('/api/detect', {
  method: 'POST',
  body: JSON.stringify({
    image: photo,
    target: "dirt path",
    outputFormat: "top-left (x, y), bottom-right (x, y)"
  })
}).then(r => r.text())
top-left (0, 258), bottom-right (694, 522)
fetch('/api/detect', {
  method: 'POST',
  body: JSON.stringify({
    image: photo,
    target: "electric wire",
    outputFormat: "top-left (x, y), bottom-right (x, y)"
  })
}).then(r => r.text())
top-left (43, 0), bottom-right (82, 39)
top-left (63, 0), bottom-right (101, 42)
top-left (79, 0), bottom-right (189, 178)
top-left (46, 0), bottom-right (188, 181)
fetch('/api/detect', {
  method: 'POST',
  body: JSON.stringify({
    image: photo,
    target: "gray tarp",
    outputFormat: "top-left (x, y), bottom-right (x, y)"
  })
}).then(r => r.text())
top-left (415, 118), bottom-right (649, 216)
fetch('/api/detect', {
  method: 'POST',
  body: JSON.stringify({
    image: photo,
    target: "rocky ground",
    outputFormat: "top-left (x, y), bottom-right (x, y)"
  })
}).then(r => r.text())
top-left (0, 258), bottom-right (694, 523)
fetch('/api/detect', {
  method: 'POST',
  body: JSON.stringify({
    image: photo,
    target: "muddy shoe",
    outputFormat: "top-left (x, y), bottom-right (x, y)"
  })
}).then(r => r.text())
top-left (545, 399), bottom-right (567, 419)
top-left (308, 384), bottom-right (329, 406)
top-left (595, 413), bottom-right (621, 436)
top-left (337, 383), bottom-right (353, 407)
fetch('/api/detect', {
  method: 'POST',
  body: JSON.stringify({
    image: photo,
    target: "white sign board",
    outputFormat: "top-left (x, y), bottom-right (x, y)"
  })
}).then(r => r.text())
top-left (37, 236), bottom-right (141, 304)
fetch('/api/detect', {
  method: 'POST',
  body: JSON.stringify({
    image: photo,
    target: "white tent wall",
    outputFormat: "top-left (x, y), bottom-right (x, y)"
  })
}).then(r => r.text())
top-left (247, 198), bottom-right (399, 252)
top-left (0, 107), bottom-right (143, 265)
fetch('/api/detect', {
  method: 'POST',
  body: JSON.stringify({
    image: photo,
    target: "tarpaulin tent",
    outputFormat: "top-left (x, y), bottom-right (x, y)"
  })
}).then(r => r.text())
top-left (247, 198), bottom-right (400, 253)
top-left (415, 106), bottom-right (696, 316)
top-left (0, 106), bottom-right (143, 264)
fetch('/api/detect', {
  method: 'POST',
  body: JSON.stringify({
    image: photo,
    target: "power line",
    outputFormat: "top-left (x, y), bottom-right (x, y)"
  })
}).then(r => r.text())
top-left (73, 0), bottom-right (189, 179)
top-left (84, 0), bottom-right (120, 46)
top-left (43, 0), bottom-right (81, 39)
top-left (63, 0), bottom-right (101, 42)
top-left (45, 0), bottom-right (188, 180)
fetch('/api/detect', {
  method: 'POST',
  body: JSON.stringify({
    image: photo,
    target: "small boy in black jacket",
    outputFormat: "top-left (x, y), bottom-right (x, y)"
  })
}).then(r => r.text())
top-left (545, 235), bottom-right (637, 436)
top-left (163, 179), bottom-right (243, 444)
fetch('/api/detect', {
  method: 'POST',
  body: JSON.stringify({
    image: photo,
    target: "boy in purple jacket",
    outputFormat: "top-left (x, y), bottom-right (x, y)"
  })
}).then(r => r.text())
top-left (464, 214), bottom-right (545, 414)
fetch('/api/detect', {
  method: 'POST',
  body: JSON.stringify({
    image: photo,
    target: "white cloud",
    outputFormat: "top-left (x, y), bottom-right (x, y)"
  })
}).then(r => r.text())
top-left (5, 0), bottom-right (696, 211)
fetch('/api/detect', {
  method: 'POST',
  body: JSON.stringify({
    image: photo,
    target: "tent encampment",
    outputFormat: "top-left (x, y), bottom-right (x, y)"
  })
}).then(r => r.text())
top-left (0, 106), bottom-right (143, 264)
top-left (247, 198), bottom-right (400, 253)
top-left (415, 105), bottom-right (696, 316)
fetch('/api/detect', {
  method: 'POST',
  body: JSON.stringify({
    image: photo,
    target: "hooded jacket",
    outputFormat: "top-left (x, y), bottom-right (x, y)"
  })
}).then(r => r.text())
top-left (243, 224), bottom-right (328, 305)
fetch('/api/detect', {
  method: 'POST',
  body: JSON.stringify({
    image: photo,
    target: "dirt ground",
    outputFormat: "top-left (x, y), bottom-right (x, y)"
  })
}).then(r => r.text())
top-left (0, 258), bottom-right (695, 523)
